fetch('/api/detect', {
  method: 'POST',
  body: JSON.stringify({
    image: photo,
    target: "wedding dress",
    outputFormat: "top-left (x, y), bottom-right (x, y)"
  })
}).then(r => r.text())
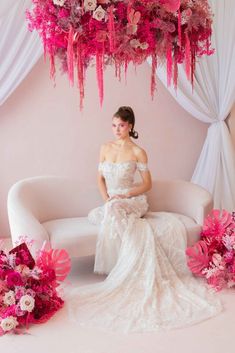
top-left (66, 160), bottom-right (222, 333)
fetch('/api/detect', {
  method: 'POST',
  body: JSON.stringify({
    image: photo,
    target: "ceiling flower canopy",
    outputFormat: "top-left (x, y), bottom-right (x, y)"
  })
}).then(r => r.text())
top-left (26, 0), bottom-right (214, 109)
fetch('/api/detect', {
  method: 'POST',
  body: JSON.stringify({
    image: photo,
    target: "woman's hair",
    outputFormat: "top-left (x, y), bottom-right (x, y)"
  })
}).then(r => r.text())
top-left (113, 106), bottom-right (139, 139)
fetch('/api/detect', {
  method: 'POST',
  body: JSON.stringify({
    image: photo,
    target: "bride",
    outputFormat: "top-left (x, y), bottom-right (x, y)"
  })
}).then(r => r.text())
top-left (67, 106), bottom-right (222, 333)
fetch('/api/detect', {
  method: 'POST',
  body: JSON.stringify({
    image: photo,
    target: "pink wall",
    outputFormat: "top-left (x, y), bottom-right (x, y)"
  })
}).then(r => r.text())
top-left (0, 57), bottom-right (208, 237)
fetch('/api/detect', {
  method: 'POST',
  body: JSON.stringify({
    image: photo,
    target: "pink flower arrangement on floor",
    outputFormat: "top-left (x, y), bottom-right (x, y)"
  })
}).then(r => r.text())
top-left (0, 240), bottom-right (71, 335)
top-left (186, 210), bottom-right (235, 291)
top-left (26, 0), bottom-right (214, 109)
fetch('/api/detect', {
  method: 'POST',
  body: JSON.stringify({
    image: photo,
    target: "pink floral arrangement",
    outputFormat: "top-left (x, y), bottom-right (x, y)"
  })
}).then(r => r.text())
top-left (26, 0), bottom-right (214, 109)
top-left (0, 240), bottom-right (71, 335)
top-left (186, 210), bottom-right (235, 291)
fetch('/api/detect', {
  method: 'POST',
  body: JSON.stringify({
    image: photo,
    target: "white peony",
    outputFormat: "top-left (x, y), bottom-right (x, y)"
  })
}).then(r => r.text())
top-left (92, 5), bottom-right (106, 21)
top-left (53, 0), bottom-right (66, 6)
top-left (84, 0), bottom-right (97, 12)
top-left (0, 316), bottom-right (18, 332)
top-left (19, 294), bottom-right (35, 312)
top-left (3, 290), bottom-right (16, 306)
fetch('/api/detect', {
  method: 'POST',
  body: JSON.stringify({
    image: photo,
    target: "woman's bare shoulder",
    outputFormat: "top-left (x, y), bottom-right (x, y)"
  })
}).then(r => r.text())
top-left (100, 141), bottom-right (113, 148)
top-left (132, 144), bottom-right (148, 162)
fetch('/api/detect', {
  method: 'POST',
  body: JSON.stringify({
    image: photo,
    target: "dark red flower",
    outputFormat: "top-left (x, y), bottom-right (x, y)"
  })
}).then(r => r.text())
top-left (9, 243), bottom-right (35, 269)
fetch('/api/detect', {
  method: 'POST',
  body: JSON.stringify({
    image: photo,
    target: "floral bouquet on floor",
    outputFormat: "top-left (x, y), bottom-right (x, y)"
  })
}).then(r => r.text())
top-left (186, 210), bottom-right (235, 291)
top-left (0, 239), bottom-right (71, 335)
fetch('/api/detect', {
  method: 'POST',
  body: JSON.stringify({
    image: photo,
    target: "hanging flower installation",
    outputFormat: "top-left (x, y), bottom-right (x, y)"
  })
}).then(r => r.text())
top-left (26, 0), bottom-right (214, 109)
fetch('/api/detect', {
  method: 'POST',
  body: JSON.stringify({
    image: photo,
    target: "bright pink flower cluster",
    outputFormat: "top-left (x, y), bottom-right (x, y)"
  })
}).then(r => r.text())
top-left (26, 0), bottom-right (213, 108)
top-left (0, 241), bottom-right (71, 335)
top-left (186, 210), bottom-right (235, 291)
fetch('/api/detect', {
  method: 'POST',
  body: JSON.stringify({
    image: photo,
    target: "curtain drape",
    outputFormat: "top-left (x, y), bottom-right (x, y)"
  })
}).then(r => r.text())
top-left (156, 0), bottom-right (235, 211)
top-left (0, 0), bottom-right (43, 106)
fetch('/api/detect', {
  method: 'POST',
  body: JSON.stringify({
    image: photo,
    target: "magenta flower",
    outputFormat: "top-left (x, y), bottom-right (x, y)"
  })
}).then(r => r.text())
top-left (58, 8), bottom-right (70, 19)
top-left (6, 272), bottom-right (23, 288)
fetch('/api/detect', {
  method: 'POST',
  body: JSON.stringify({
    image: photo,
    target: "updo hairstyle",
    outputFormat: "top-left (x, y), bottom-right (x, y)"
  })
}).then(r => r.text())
top-left (113, 106), bottom-right (139, 139)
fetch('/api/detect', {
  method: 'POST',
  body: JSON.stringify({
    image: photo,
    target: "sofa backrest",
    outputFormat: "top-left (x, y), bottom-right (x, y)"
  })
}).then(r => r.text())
top-left (8, 176), bottom-right (213, 225)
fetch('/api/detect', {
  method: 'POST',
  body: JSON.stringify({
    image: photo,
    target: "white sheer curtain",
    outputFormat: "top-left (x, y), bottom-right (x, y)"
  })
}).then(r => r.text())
top-left (156, 0), bottom-right (235, 211)
top-left (0, 0), bottom-right (43, 105)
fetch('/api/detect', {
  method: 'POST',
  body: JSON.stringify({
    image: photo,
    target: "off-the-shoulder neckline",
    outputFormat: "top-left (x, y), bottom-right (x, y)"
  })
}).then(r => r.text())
top-left (99, 160), bottom-right (147, 165)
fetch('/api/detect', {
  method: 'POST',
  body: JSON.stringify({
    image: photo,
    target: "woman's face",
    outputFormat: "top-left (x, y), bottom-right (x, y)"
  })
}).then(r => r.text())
top-left (112, 117), bottom-right (131, 139)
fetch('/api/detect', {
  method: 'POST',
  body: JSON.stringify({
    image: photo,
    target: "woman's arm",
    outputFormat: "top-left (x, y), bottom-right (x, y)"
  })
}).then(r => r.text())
top-left (97, 144), bottom-right (109, 202)
top-left (126, 148), bottom-right (152, 198)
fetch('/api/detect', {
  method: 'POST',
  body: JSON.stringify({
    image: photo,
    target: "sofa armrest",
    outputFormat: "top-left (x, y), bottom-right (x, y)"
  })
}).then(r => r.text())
top-left (7, 176), bottom-right (102, 254)
top-left (8, 187), bottom-right (50, 255)
top-left (147, 180), bottom-right (213, 225)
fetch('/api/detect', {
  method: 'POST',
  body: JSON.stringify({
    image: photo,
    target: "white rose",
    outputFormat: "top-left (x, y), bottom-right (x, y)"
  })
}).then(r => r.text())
top-left (53, 0), bottom-right (66, 6)
top-left (0, 316), bottom-right (18, 332)
top-left (93, 5), bottom-right (106, 21)
top-left (3, 290), bottom-right (16, 306)
top-left (84, 0), bottom-right (97, 12)
top-left (19, 295), bottom-right (35, 312)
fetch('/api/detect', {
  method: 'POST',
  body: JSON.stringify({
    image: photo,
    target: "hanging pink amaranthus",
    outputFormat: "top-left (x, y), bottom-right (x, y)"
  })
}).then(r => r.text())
top-left (26, 0), bottom-right (214, 109)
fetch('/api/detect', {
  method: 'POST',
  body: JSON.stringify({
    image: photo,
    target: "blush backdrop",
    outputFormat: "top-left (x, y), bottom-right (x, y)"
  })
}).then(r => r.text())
top-left (0, 57), bottom-right (223, 237)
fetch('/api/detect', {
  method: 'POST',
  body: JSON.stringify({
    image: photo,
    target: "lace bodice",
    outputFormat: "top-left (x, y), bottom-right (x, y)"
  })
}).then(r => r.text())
top-left (98, 160), bottom-right (148, 196)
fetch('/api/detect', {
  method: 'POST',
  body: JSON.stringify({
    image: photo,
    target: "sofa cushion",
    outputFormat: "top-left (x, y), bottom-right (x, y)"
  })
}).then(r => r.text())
top-left (42, 212), bottom-right (201, 257)
top-left (43, 217), bottom-right (99, 257)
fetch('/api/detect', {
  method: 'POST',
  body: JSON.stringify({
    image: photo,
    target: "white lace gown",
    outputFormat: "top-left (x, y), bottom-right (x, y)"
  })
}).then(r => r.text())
top-left (66, 161), bottom-right (222, 333)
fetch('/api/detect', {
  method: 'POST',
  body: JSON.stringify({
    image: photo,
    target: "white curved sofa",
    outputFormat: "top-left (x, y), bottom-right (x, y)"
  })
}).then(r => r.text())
top-left (7, 176), bottom-right (213, 257)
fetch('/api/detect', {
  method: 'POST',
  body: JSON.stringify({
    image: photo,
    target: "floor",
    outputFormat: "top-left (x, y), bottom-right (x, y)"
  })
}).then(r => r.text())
top-left (0, 240), bottom-right (235, 353)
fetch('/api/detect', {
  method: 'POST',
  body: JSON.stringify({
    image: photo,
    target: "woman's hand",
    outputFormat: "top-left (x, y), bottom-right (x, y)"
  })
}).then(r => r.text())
top-left (107, 194), bottom-right (130, 202)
